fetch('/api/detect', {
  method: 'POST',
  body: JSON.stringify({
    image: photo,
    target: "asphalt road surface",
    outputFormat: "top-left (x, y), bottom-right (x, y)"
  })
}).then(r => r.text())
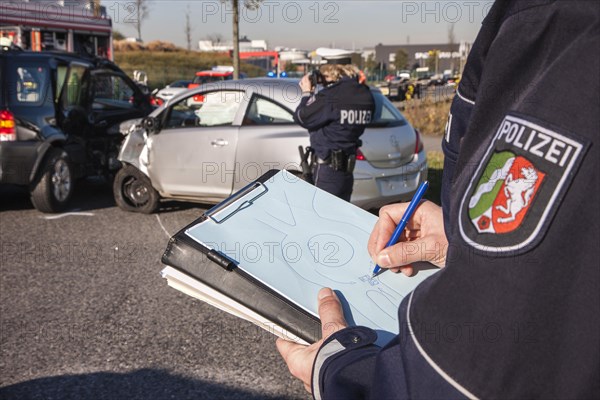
top-left (0, 127), bottom-right (444, 400)
top-left (0, 182), bottom-right (310, 400)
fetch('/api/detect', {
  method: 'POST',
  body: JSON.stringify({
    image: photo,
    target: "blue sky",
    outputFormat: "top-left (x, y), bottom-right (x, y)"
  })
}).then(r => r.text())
top-left (111, 1), bottom-right (494, 49)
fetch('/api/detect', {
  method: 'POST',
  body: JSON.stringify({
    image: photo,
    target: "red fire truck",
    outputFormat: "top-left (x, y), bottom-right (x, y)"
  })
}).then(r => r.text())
top-left (0, 1), bottom-right (113, 60)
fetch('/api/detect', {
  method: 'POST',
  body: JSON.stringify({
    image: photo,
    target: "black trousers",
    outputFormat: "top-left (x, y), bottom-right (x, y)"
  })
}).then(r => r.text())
top-left (312, 163), bottom-right (354, 202)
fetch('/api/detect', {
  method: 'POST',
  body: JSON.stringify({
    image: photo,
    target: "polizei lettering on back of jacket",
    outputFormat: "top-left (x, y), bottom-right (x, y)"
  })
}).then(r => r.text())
top-left (340, 109), bottom-right (372, 125)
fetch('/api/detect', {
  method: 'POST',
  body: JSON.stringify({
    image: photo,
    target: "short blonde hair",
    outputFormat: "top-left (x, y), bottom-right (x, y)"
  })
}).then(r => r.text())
top-left (319, 64), bottom-right (358, 83)
top-left (341, 64), bottom-right (360, 78)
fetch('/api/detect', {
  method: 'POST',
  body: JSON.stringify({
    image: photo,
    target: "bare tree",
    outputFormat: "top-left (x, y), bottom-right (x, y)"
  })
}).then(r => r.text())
top-left (90, 0), bottom-right (101, 17)
top-left (231, 0), bottom-right (241, 79)
top-left (447, 23), bottom-right (456, 47)
top-left (448, 23), bottom-right (456, 71)
top-left (224, 0), bottom-right (262, 79)
top-left (208, 33), bottom-right (224, 47)
top-left (184, 4), bottom-right (193, 51)
top-left (134, 0), bottom-right (150, 42)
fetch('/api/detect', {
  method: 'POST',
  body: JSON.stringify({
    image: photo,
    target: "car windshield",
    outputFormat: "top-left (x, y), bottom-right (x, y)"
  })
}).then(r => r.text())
top-left (369, 91), bottom-right (407, 128)
top-left (92, 74), bottom-right (136, 110)
top-left (169, 80), bottom-right (191, 88)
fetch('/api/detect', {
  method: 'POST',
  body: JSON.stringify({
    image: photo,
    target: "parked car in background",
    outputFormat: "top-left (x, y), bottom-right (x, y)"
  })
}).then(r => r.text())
top-left (377, 82), bottom-right (390, 97)
top-left (188, 70), bottom-right (232, 88)
top-left (187, 66), bottom-right (246, 89)
top-left (0, 48), bottom-right (152, 212)
top-left (428, 74), bottom-right (446, 86)
top-left (114, 79), bottom-right (427, 213)
top-left (379, 74), bottom-right (424, 102)
top-left (152, 80), bottom-right (192, 105)
top-left (387, 77), bottom-right (421, 101)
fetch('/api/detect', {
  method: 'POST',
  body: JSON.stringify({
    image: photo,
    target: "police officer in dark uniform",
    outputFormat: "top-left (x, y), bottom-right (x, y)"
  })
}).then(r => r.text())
top-left (277, 1), bottom-right (599, 399)
top-left (294, 64), bottom-right (375, 201)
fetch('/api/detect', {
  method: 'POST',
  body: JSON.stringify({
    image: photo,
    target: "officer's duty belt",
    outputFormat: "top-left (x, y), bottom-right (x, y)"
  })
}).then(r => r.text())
top-left (315, 150), bottom-right (356, 173)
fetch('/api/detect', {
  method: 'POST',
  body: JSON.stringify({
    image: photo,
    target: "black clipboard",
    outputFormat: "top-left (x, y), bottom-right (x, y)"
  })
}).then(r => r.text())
top-left (161, 169), bottom-right (437, 346)
top-left (161, 170), bottom-right (323, 344)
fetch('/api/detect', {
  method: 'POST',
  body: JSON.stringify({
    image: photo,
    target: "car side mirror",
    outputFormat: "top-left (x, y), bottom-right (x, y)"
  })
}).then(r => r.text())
top-left (143, 116), bottom-right (160, 134)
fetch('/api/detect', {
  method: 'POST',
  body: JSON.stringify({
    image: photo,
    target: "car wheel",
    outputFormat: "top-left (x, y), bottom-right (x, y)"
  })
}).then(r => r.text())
top-left (30, 147), bottom-right (74, 213)
top-left (113, 165), bottom-right (159, 214)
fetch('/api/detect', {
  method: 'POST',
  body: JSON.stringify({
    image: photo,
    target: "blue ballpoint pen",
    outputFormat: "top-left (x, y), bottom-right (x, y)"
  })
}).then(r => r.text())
top-left (371, 180), bottom-right (430, 278)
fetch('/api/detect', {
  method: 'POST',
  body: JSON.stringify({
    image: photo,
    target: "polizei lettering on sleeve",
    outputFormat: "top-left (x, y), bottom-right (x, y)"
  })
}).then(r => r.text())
top-left (497, 118), bottom-right (575, 167)
top-left (340, 109), bottom-right (372, 125)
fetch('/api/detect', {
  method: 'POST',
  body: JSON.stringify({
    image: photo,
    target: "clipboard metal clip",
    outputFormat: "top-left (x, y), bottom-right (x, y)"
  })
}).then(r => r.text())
top-left (205, 181), bottom-right (269, 224)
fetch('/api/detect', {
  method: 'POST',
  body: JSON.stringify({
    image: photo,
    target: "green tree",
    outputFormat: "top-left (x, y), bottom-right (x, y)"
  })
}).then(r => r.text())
top-left (364, 53), bottom-right (377, 73)
top-left (284, 61), bottom-right (297, 73)
top-left (113, 30), bottom-right (125, 41)
top-left (393, 49), bottom-right (409, 71)
top-left (426, 50), bottom-right (440, 74)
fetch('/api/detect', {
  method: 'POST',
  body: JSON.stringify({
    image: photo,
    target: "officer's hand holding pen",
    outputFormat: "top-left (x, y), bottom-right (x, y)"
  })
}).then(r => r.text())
top-left (368, 200), bottom-right (449, 276)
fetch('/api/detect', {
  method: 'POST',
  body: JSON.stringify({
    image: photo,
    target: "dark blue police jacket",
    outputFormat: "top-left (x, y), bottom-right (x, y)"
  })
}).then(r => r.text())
top-left (293, 76), bottom-right (375, 161)
top-left (310, 1), bottom-right (600, 399)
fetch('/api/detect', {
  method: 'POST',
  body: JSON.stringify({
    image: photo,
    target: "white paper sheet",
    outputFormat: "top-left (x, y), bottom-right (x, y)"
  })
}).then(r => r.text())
top-left (161, 266), bottom-right (310, 345)
top-left (185, 171), bottom-right (439, 344)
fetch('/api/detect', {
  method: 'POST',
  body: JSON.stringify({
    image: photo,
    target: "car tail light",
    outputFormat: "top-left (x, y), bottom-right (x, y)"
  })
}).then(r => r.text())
top-left (356, 148), bottom-right (366, 161)
top-left (0, 110), bottom-right (16, 141)
top-left (193, 94), bottom-right (205, 103)
top-left (150, 97), bottom-right (163, 106)
top-left (414, 128), bottom-right (424, 154)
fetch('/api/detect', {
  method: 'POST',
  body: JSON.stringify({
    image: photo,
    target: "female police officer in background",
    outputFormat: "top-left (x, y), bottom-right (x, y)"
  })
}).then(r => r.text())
top-left (294, 64), bottom-right (375, 201)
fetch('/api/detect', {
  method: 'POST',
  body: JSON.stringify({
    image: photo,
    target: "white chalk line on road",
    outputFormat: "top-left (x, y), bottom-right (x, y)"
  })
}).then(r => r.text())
top-left (155, 214), bottom-right (172, 238)
top-left (40, 210), bottom-right (95, 220)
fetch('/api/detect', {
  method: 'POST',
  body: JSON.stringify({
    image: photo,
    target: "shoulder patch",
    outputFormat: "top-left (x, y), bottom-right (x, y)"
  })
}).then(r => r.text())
top-left (459, 114), bottom-right (589, 254)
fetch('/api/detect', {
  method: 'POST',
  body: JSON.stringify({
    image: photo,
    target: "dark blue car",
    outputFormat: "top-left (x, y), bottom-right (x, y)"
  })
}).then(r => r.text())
top-left (0, 47), bottom-right (152, 212)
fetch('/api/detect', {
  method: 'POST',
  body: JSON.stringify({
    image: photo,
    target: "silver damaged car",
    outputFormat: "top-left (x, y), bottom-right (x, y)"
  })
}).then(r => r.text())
top-left (114, 79), bottom-right (428, 213)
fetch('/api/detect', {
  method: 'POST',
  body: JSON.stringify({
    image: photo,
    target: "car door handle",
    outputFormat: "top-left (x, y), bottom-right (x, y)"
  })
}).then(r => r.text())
top-left (211, 139), bottom-right (228, 147)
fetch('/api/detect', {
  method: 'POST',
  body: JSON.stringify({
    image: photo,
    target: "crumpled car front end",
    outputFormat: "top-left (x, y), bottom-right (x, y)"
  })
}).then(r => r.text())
top-left (117, 118), bottom-right (151, 176)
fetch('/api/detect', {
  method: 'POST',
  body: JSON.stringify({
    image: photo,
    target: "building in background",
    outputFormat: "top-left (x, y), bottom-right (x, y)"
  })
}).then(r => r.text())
top-left (374, 42), bottom-right (471, 76)
top-left (0, 0), bottom-right (113, 59)
top-left (198, 36), bottom-right (267, 52)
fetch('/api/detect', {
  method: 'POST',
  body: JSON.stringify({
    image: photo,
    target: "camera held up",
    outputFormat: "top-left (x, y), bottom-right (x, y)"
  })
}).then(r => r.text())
top-left (309, 69), bottom-right (325, 89)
